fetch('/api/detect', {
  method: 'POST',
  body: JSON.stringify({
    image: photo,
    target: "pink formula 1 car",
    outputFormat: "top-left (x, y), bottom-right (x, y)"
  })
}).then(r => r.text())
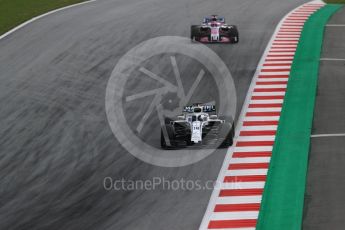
top-left (191, 15), bottom-right (239, 43)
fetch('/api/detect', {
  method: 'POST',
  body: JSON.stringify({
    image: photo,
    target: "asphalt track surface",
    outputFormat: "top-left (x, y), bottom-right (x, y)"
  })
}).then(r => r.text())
top-left (0, 0), bottom-right (309, 229)
top-left (303, 6), bottom-right (345, 230)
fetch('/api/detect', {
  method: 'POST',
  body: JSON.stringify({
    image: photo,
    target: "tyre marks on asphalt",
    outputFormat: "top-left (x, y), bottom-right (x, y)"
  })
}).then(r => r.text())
top-left (199, 2), bottom-right (324, 229)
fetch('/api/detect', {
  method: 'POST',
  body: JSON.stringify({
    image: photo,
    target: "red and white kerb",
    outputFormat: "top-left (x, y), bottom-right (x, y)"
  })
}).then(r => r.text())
top-left (200, 1), bottom-right (324, 229)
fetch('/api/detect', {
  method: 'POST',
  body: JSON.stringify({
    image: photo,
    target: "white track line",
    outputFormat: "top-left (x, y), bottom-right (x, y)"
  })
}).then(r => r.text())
top-left (0, 0), bottom-right (96, 40)
top-left (326, 24), bottom-right (345, 26)
top-left (320, 58), bottom-right (345, 61)
top-left (311, 133), bottom-right (345, 138)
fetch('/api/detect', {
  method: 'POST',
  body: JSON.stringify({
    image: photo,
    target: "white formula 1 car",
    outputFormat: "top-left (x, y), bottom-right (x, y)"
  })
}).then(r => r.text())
top-left (161, 103), bottom-right (235, 149)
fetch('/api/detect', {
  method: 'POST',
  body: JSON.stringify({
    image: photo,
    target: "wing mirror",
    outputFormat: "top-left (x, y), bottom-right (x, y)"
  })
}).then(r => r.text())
top-left (210, 115), bottom-right (218, 119)
top-left (177, 115), bottom-right (185, 120)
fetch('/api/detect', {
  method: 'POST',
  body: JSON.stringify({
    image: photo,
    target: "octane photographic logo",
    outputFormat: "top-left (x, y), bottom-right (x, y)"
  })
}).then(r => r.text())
top-left (105, 36), bottom-right (236, 167)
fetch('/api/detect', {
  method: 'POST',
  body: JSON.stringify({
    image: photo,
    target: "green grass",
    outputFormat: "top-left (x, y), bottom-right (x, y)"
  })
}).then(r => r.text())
top-left (0, 0), bottom-right (86, 35)
top-left (324, 0), bottom-right (345, 3)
